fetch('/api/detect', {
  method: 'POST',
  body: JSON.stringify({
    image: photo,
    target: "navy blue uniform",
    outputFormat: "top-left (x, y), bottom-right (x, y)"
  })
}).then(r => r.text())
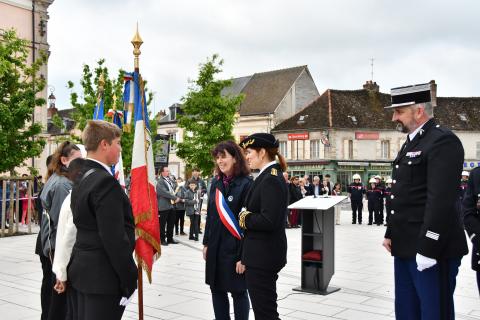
top-left (384, 187), bottom-right (392, 225)
top-left (366, 186), bottom-right (383, 225)
top-left (385, 119), bottom-right (468, 319)
top-left (348, 182), bottom-right (365, 224)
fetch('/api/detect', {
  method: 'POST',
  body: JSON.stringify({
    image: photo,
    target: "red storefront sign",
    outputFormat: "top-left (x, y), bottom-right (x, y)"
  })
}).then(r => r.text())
top-left (288, 132), bottom-right (309, 140)
top-left (355, 131), bottom-right (379, 140)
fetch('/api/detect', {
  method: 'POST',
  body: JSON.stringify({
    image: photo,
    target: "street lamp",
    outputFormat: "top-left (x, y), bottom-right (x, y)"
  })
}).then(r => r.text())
top-left (48, 86), bottom-right (56, 108)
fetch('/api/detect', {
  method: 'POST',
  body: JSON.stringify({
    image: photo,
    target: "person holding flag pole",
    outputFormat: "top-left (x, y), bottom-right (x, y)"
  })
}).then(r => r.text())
top-left (125, 26), bottom-right (161, 320)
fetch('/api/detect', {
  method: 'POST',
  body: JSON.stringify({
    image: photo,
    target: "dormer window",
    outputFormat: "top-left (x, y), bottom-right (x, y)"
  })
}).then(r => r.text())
top-left (348, 115), bottom-right (358, 125)
top-left (170, 107), bottom-right (176, 121)
top-left (458, 113), bottom-right (467, 122)
top-left (297, 115), bottom-right (308, 125)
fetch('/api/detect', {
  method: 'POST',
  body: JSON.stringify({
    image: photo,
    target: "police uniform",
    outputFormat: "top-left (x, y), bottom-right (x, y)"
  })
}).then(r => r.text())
top-left (462, 167), bottom-right (480, 292)
top-left (239, 133), bottom-right (288, 320)
top-left (384, 182), bottom-right (393, 226)
top-left (384, 82), bottom-right (468, 320)
top-left (348, 178), bottom-right (365, 224)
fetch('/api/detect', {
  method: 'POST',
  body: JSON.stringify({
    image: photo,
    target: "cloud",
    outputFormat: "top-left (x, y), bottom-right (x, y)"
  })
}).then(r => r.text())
top-left (47, 0), bottom-right (480, 111)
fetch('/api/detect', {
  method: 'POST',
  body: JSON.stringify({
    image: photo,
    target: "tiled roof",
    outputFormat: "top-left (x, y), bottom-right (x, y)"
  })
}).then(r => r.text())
top-left (273, 89), bottom-right (480, 132)
top-left (238, 65), bottom-right (308, 116)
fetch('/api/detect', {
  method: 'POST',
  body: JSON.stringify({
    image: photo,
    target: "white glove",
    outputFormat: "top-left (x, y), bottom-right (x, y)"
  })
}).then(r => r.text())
top-left (119, 292), bottom-right (135, 307)
top-left (416, 253), bottom-right (437, 272)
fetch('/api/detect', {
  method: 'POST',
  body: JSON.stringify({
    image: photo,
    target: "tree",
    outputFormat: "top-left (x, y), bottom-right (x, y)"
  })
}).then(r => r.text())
top-left (0, 29), bottom-right (47, 175)
top-left (67, 59), bottom-right (153, 174)
top-left (177, 54), bottom-right (244, 175)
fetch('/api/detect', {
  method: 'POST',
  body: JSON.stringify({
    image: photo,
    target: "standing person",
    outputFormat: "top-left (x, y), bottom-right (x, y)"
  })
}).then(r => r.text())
top-left (191, 168), bottom-right (207, 234)
top-left (366, 178), bottom-right (383, 225)
top-left (299, 178), bottom-right (308, 198)
top-left (348, 174), bottom-right (365, 224)
top-left (288, 176), bottom-right (302, 228)
top-left (332, 182), bottom-right (342, 225)
top-left (382, 82), bottom-right (467, 319)
top-left (310, 176), bottom-right (321, 197)
top-left (185, 180), bottom-right (200, 241)
top-left (203, 141), bottom-right (252, 320)
top-left (303, 174), bottom-right (313, 195)
top-left (375, 175), bottom-right (386, 224)
top-left (40, 141), bottom-right (82, 320)
top-left (384, 179), bottom-right (393, 226)
top-left (35, 155), bottom-right (53, 320)
top-left (157, 166), bottom-right (180, 246)
top-left (68, 120), bottom-right (137, 320)
top-left (459, 171), bottom-right (470, 202)
top-left (324, 174), bottom-right (332, 195)
top-left (321, 179), bottom-right (330, 196)
top-left (174, 177), bottom-right (187, 236)
top-left (239, 133), bottom-right (288, 320)
top-left (462, 167), bottom-right (480, 294)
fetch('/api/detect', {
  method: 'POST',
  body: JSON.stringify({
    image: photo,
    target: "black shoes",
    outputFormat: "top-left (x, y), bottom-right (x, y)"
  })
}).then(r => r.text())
top-left (161, 240), bottom-right (168, 246)
top-left (180, 232), bottom-right (187, 235)
top-left (167, 239), bottom-right (179, 244)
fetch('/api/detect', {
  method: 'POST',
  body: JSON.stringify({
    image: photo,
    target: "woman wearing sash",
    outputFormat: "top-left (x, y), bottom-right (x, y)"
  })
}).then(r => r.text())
top-left (203, 140), bottom-right (252, 320)
top-left (239, 133), bottom-right (288, 320)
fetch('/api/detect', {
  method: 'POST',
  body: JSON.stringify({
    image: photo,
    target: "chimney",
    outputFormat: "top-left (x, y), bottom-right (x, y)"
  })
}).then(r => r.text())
top-left (429, 80), bottom-right (437, 107)
top-left (363, 80), bottom-right (379, 92)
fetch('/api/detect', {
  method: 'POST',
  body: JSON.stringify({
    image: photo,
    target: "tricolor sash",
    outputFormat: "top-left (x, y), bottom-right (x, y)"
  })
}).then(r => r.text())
top-left (215, 188), bottom-right (243, 240)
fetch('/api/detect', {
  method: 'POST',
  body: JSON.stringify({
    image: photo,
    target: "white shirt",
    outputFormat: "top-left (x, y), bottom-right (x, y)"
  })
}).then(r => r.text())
top-left (408, 120), bottom-right (429, 142)
top-left (87, 157), bottom-right (113, 175)
top-left (258, 161), bottom-right (277, 176)
top-left (52, 192), bottom-right (75, 282)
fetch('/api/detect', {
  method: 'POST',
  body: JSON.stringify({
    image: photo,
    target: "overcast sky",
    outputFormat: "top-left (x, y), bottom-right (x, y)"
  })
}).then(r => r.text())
top-left (48, 0), bottom-right (480, 113)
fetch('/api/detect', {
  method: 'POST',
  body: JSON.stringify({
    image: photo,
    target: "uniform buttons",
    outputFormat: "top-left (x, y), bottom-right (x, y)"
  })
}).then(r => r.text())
top-left (436, 125), bottom-right (440, 128)
top-left (393, 180), bottom-right (396, 184)
top-left (391, 210), bottom-right (394, 214)
top-left (395, 165), bottom-right (399, 169)
top-left (408, 161), bottom-right (412, 165)
top-left (391, 195), bottom-right (394, 199)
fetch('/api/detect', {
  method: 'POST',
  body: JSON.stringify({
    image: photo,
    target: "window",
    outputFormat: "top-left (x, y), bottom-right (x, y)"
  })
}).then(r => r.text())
top-left (310, 140), bottom-right (320, 159)
top-left (381, 140), bottom-right (390, 159)
top-left (344, 140), bottom-right (353, 159)
top-left (279, 141), bottom-right (287, 158)
top-left (169, 132), bottom-right (177, 150)
top-left (169, 108), bottom-right (176, 121)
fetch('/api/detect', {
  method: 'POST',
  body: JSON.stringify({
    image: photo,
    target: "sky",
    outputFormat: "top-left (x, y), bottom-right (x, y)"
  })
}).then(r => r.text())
top-left (47, 0), bottom-right (480, 113)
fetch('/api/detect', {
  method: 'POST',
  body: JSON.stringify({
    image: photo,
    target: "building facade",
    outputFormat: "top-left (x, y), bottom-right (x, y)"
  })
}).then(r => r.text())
top-left (272, 81), bottom-right (480, 190)
top-left (157, 65), bottom-right (320, 178)
top-left (1, 0), bottom-right (55, 174)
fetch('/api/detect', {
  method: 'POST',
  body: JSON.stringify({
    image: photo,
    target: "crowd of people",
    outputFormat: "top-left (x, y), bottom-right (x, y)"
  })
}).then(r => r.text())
top-left (20, 82), bottom-right (480, 320)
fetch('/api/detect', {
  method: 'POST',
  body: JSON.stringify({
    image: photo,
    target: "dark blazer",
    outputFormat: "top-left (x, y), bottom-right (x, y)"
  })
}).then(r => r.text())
top-left (463, 167), bottom-right (480, 271)
top-left (288, 183), bottom-right (302, 205)
top-left (242, 163), bottom-right (288, 272)
top-left (385, 119), bottom-right (468, 259)
top-left (203, 175), bottom-right (252, 291)
top-left (68, 160), bottom-right (137, 297)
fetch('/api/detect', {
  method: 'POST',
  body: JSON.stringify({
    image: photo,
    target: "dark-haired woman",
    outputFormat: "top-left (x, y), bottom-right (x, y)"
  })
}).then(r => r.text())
top-left (203, 140), bottom-right (252, 320)
top-left (239, 133), bottom-right (288, 320)
top-left (40, 141), bottom-right (81, 320)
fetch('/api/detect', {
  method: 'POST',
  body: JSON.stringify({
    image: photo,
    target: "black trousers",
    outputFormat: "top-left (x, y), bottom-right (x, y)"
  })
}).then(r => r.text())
top-left (189, 215), bottom-right (199, 239)
top-left (70, 289), bottom-right (124, 320)
top-left (47, 271), bottom-right (67, 320)
top-left (351, 200), bottom-right (363, 223)
top-left (40, 254), bottom-right (52, 320)
top-left (385, 203), bottom-right (392, 225)
top-left (159, 209), bottom-right (176, 242)
top-left (210, 288), bottom-right (249, 320)
top-left (175, 209), bottom-right (185, 234)
top-left (245, 266), bottom-right (280, 320)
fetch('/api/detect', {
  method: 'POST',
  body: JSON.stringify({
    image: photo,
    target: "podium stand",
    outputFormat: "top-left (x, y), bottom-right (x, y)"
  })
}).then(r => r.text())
top-left (288, 195), bottom-right (347, 295)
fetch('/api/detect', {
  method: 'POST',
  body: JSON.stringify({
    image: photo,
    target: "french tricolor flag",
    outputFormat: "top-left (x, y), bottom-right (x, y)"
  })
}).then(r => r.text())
top-left (129, 70), bottom-right (160, 282)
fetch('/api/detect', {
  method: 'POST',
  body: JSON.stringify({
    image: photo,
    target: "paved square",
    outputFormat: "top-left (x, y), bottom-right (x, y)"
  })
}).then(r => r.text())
top-left (0, 208), bottom-right (479, 319)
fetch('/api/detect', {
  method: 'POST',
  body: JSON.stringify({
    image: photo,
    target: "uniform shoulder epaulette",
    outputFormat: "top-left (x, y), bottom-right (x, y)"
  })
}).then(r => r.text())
top-left (270, 168), bottom-right (278, 176)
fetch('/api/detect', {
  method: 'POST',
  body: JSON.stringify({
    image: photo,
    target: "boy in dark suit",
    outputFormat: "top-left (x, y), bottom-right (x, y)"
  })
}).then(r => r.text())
top-left (68, 120), bottom-right (137, 320)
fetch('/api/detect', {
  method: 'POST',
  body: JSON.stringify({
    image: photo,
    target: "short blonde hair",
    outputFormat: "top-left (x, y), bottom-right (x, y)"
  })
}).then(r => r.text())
top-left (82, 120), bottom-right (122, 152)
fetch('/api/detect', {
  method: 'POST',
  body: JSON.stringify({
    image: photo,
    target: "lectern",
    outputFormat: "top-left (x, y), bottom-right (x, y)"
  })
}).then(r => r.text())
top-left (288, 195), bottom-right (347, 295)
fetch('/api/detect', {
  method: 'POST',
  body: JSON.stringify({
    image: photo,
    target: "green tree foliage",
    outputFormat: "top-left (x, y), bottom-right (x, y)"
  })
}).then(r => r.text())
top-left (67, 60), bottom-right (153, 174)
top-left (0, 29), bottom-right (47, 175)
top-left (177, 54), bottom-right (244, 175)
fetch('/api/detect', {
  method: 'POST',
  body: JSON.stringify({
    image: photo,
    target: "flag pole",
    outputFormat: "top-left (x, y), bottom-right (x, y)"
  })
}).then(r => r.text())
top-left (94, 73), bottom-right (105, 119)
top-left (131, 23), bottom-right (144, 320)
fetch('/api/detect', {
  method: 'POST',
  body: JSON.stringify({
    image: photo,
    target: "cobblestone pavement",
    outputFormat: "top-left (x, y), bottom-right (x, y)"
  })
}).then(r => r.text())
top-left (0, 209), bottom-right (479, 319)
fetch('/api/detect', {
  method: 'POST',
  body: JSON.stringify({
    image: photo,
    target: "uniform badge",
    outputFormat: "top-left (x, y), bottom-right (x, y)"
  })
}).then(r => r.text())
top-left (270, 168), bottom-right (278, 176)
top-left (228, 195), bottom-right (233, 202)
top-left (406, 151), bottom-right (422, 158)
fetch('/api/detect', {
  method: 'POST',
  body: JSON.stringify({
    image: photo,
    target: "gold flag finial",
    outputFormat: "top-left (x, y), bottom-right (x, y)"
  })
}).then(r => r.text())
top-left (98, 72), bottom-right (105, 88)
top-left (112, 94), bottom-right (117, 111)
top-left (132, 23), bottom-right (143, 70)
